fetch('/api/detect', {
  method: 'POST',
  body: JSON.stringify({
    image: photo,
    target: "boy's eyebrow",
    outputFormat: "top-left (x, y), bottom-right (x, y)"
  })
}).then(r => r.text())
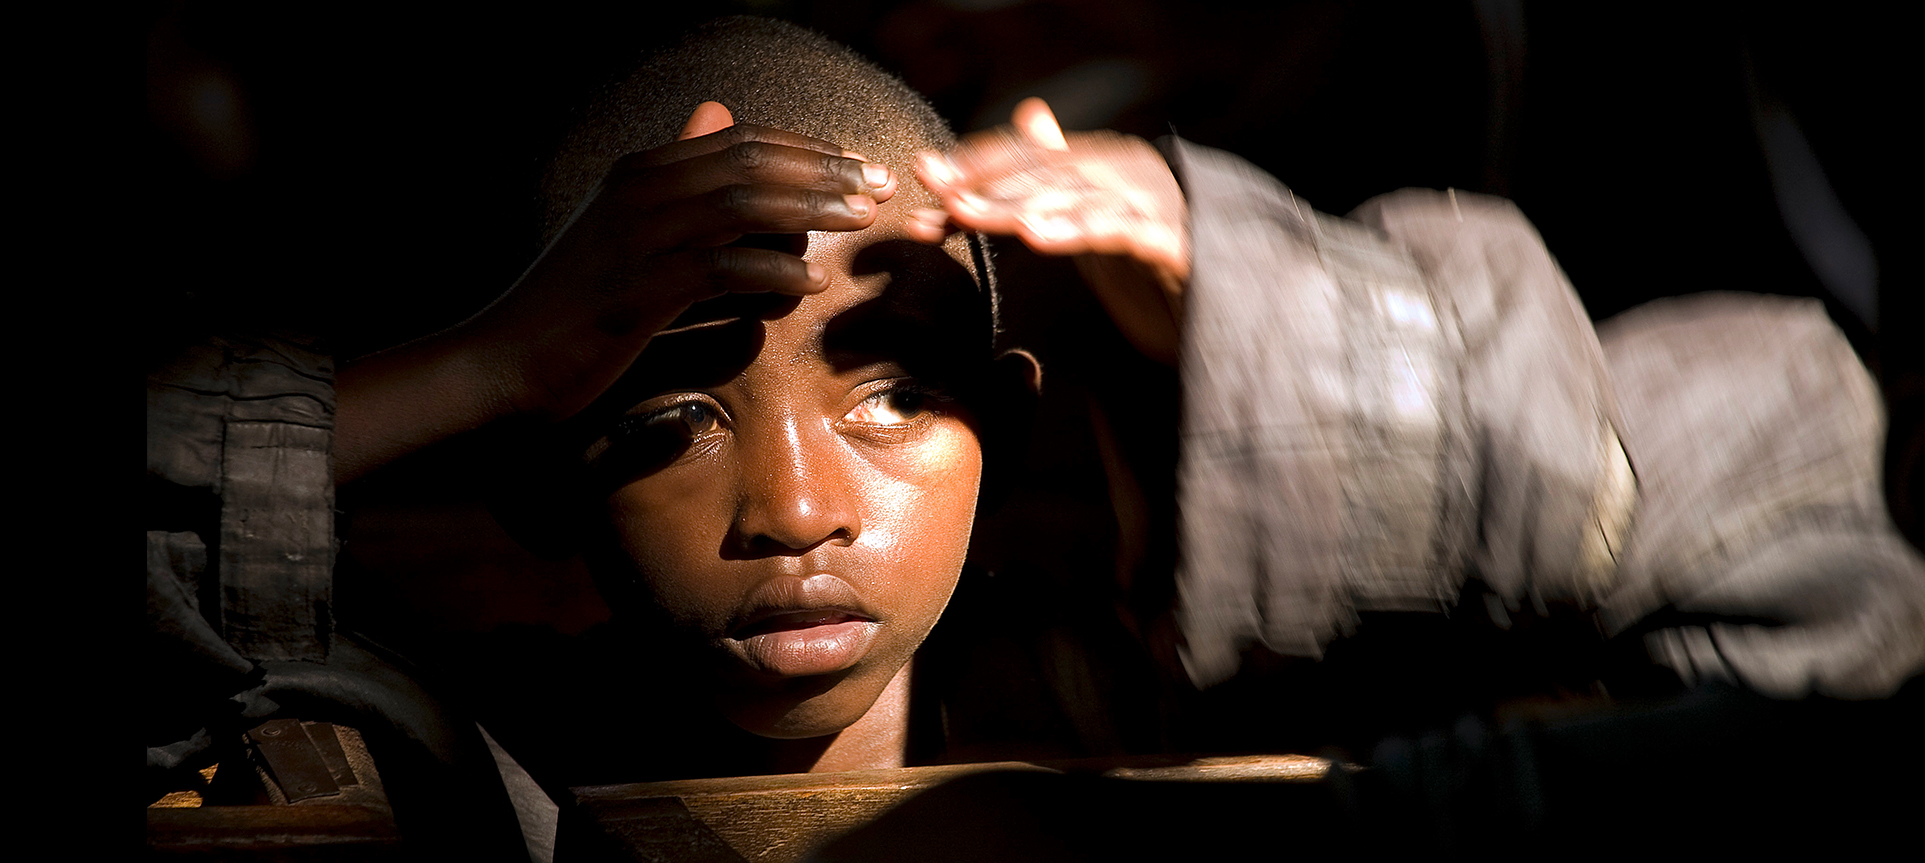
top-left (546, 317), bottom-right (762, 467)
top-left (823, 240), bottom-right (986, 372)
top-left (639, 322), bottom-right (762, 389)
top-left (663, 292), bottom-right (803, 333)
top-left (605, 291), bottom-right (804, 400)
top-left (583, 319), bottom-right (764, 423)
top-left (821, 295), bottom-right (950, 368)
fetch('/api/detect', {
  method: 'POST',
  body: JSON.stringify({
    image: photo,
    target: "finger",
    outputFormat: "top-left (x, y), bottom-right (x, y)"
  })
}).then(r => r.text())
top-left (655, 184), bottom-right (878, 247)
top-left (632, 122), bottom-right (849, 168)
top-left (1019, 207), bottom-right (1187, 275)
top-left (1012, 210), bottom-right (1097, 258)
top-left (915, 150), bottom-right (964, 194)
top-left (666, 246), bottom-right (829, 301)
top-left (636, 141), bottom-right (893, 203)
top-left (941, 189), bottom-right (1030, 237)
top-left (918, 125), bottom-right (1057, 196)
top-left (840, 151), bottom-right (898, 203)
top-left (944, 189), bottom-right (1118, 257)
top-left (941, 182), bottom-right (1097, 237)
top-left (902, 207), bottom-right (956, 243)
top-left (1012, 97), bottom-right (1069, 152)
top-left (678, 101), bottom-right (735, 141)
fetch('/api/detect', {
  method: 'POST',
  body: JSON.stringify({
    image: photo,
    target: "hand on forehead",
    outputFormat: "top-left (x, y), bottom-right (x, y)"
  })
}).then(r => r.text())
top-left (906, 97), bottom-right (1189, 363)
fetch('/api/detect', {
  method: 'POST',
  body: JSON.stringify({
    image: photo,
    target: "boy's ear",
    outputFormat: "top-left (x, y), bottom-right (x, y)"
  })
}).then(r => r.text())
top-left (976, 348), bottom-right (1043, 514)
top-left (997, 347), bottom-right (1043, 398)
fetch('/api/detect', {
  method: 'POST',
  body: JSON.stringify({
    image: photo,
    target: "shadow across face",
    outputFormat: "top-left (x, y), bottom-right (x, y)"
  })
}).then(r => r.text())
top-left (576, 238), bottom-right (990, 500)
top-left (548, 216), bottom-right (994, 740)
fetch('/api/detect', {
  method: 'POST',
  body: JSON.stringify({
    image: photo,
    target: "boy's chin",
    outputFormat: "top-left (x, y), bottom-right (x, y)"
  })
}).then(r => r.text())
top-left (715, 669), bottom-right (887, 741)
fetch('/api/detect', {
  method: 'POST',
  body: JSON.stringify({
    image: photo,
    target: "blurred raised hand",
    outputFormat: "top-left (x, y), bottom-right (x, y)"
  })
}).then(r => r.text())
top-left (909, 98), bottom-right (1189, 363)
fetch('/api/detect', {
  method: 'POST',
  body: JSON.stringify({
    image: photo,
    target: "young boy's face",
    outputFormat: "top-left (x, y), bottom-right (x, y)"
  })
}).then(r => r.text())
top-left (578, 202), bottom-right (988, 740)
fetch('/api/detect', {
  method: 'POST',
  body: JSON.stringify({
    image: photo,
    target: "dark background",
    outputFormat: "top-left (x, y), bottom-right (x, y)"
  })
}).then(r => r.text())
top-left (146, 1), bottom-right (1919, 747)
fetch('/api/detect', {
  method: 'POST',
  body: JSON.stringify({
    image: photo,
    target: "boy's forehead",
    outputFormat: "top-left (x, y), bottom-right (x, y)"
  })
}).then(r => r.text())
top-left (811, 213), bottom-right (978, 322)
top-left (808, 213), bottom-right (985, 365)
top-left (776, 262), bottom-right (985, 380)
top-left (623, 220), bottom-right (986, 395)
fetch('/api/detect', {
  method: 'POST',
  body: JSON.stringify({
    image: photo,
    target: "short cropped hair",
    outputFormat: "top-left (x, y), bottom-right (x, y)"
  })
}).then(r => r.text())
top-left (503, 19), bottom-right (1016, 560)
top-left (538, 16), bottom-right (997, 335)
top-left (539, 16), bottom-right (959, 248)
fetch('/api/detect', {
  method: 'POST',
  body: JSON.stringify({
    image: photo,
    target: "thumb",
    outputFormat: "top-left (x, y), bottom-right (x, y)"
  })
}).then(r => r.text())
top-left (678, 101), bottom-right (735, 140)
top-left (1012, 97), bottom-right (1069, 152)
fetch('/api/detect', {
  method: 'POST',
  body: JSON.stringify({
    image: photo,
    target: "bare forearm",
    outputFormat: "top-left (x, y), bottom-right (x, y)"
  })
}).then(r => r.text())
top-left (333, 327), bottom-right (519, 484)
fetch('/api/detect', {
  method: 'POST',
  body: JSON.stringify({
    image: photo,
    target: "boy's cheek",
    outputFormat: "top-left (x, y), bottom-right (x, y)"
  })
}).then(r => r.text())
top-left (850, 420), bottom-right (984, 490)
top-left (860, 433), bottom-right (981, 585)
top-left (597, 483), bottom-right (733, 605)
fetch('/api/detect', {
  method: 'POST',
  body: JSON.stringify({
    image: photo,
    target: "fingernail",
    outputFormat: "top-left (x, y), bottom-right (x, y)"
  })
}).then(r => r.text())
top-left (844, 195), bottom-right (872, 217)
top-left (862, 162), bottom-right (891, 189)
top-left (1022, 214), bottom-right (1074, 242)
top-left (919, 152), bottom-right (958, 186)
top-left (806, 262), bottom-right (827, 284)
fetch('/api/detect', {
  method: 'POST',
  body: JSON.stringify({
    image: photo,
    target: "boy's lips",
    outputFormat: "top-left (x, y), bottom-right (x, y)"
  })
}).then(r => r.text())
top-left (722, 575), bottom-right (882, 677)
top-left (729, 619), bottom-right (881, 678)
top-left (732, 608), bottom-right (873, 638)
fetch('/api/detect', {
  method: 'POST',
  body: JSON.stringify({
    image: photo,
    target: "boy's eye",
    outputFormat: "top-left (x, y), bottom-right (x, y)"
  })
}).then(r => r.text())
top-left (617, 402), bottom-right (720, 440)
top-left (594, 401), bottom-right (725, 477)
top-left (668, 402), bottom-right (721, 436)
top-left (845, 386), bottom-right (932, 427)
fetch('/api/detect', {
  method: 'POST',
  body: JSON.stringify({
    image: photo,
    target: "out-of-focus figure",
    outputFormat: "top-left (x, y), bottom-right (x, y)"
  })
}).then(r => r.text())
top-left (916, 97), bottom-right (1924, 702)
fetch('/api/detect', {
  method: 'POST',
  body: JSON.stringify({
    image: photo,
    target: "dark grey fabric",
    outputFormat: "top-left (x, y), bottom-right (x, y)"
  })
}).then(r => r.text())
top-left (1164, 139), bottom-right (1922, 697)
top-left (1595, 294), bottom-right (1925, 697)
top-left (147, 333), bottom-right (337, 663)
top-left (145, 332), bottom-right (333, 781)
top-left (146, 336), bottom-right (536, 857)
top-left (218, 420), bottom-right (335, 662)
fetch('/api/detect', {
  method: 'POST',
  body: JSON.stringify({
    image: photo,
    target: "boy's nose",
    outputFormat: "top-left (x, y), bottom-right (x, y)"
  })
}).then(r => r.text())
top-left (731, 418), bottom-right (861, 554)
